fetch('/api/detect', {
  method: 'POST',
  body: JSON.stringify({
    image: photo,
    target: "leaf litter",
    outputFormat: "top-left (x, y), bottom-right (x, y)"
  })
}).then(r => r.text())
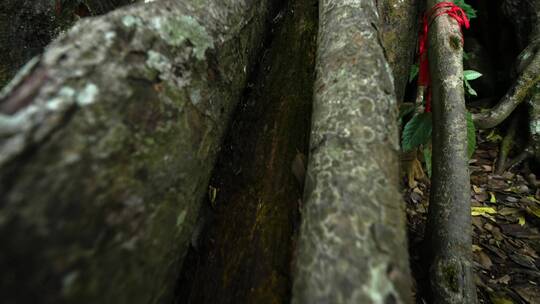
top-left (404, 128), bottom-right (540, 303)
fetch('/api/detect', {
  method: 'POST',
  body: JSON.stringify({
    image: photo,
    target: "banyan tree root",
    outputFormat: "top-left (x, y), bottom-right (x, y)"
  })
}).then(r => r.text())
top-left (473, 0), bottom-right (540, 169)
top-left (530, 83), bottom-right (540, 163)
top-left (0, 0), bottom-right (276, 303)
top-left (505, 144), bottom-right (535, 172)
top-left (494, 100), bottom-right (540, 173)
top-left (292, 0), bottom-right (413, 303)
top-left (490, 59), bottom-right (540, 172)
top-left (472, 45), bottom-right (540, 129)
top-left (175, 0), bottom-right (317, 302)
top-left (495, 113), bottom-right (519, 174)
top-left (424, 1), bottom-right (477, 303)
top-left (473, 0), bottom-right (540, 130)
top-left (377, 0), bottom-right (419, 102)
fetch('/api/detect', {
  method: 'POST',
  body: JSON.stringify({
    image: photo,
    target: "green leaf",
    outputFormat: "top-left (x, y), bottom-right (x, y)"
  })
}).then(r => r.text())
top-left (409, 64), bottom-right (419, 83)
top-left (453, 0), bottom-right (477, 19)
top-left (464, 70), bottom-right (482, 80)
top-left (489, 192), bottom-right (497, 203)
top-left (464, 79), bottom-right (477, 96)
top-left (463, 52), bottom-right (470, 61)
top-left (402, 112), bottom-right (432, 152)
top-left (423, 145), bottom-right (432, 178)
top-left (467, 111), bottom-right (476, 158)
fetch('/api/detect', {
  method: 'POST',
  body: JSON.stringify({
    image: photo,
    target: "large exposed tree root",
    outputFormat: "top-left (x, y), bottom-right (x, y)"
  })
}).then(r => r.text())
top-left (505, 144), bottom-right (535, 172)
top-left (472, 41), bottom-right (540, 129)
top-left (530, 82), bottom-right (540, 163)
top-left (424, 1), bottom-right (477, 303)
top-left (495, 113), bottom-right (519, 174)
top-left (291, 1), bottom-right (413, 303)
top-left (474, 0), bottom-right (540, 168)
top-left (0, 1), bottom-right (277, 302)
top-left (496, 87), bottom-right (540, 173)
top-left (175, 0), bottom-right (317, 302)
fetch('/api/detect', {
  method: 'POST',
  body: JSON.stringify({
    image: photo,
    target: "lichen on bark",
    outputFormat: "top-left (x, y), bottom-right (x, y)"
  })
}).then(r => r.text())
top-left (292, 0), bottom-right (413, 303)
top-left (176, 0), bottom-right (317, 302)
top-left (529, 84), bottom-right (540, 163)
top-left (378, 0), bottom-right (419, 102)
top-left (0, 0), bottom-right (275, 303)
top-left (424, 0), bottom-right (477, 303)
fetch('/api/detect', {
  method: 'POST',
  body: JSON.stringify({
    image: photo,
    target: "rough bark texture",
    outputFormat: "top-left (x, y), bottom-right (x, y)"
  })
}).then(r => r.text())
top-left (503, 0), bottom-right (540, 165)
top-left (472, 0), bottom-right (540, 129)
top-left (0, 0), bottom-right (275, 303)
top-left (530, 84), bottom-right (540, 163)
top-left (378, 0), bottom-right (419, 102)
top-left (292, 1), bottom-right (413, 303)
top-left (472, 49), bottom-right (540, 129)
top-left (496, 113), bottom-right (519, 174)
top-left (176, 0), bottom-right (316, 302)
top-left (425, 1), bottom-right (477, 303)
top-left (0, 0), bottom-right (137, 89)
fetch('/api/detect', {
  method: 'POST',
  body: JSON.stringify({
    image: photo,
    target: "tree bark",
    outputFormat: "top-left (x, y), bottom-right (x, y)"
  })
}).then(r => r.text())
top-left (472, 0), bottom-right (540, 129)
top-left (425, 1), bottom-right (477, 303)
top-left (495, 112), bottom-right (519, 174)
top-left (292, 1), bottom-right (413, 303)
top-left (472, 49), bottom-right (540, 129)
top-left (378, 0), bottom-right (419, 102)
top-left (175, 0), bottom-right (317, 302)
top-left (0, 0), bottom-right (275, 303)
top-left (530, 84), bottom-right (540, 163)
top-left (0, 0), bottom-right (136, 89)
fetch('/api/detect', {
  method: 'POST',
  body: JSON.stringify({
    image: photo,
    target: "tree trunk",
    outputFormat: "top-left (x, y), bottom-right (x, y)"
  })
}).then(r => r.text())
top-left (530, 84), bottom-right (540, 164)
top-left (471, 49), bottom-right (540, 129)
top-left (378, 0), bottom-right (419, 102)
top-left (506, 0), bottom-right (540, 165)
top-left (425, 1), bottom-right (477, 303)
top-left (0, 0), bottom-right (136, 89)
top-left (292, 1), bottom-right (413, 303)
top-left (0, 1), bottom-right (276, 303)
top-left (495, 112), bottom-right (519, 174)
top-left (472, 0), bottom-right (540, 130)
top-left (175, 0), bottom-right (317, 302)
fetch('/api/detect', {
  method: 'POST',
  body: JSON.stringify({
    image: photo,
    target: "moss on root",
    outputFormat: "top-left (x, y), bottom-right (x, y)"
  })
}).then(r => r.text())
top-left (175, 0), bottom-right (318, 302)
top-left (0, 1), bottom-right (275, 303)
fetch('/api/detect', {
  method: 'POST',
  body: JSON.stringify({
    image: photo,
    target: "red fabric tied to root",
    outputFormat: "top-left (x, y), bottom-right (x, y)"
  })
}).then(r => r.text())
top-left (418, 2), bottom-right (469, 112)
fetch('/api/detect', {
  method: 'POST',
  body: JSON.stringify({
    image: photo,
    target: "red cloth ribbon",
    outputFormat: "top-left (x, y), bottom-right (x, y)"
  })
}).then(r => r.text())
top-left (418, 2), bottom-right (470, 112)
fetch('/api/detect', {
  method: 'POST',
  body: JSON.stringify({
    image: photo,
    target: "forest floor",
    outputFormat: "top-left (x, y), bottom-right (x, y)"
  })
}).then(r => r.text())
top-left (405, 128), bottom-right (540, 303)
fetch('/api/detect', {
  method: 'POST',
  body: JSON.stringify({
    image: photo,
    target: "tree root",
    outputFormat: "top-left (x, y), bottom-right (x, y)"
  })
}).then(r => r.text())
top-left (505, 144), bottom-right (534, 172)
top-left (292, 1), bottom-right (413, 302)
top-left (526, 171), bottom-right (540, 189)
top-left (495, 113), bottom-right (519, 174)
top-left (424, 1), bottom-right (477, 302)
top-left (0, 1), bottom-right (277, 302)
top-left (472, 45), bottom-right (540, 129)
top-left (529, 83), bottom-right (540, 163)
